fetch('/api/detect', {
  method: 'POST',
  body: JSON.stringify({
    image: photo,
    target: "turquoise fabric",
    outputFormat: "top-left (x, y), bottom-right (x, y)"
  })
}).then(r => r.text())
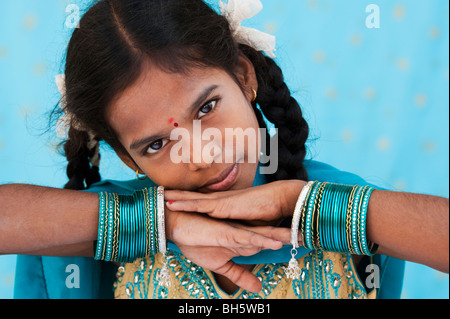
top-left (13, 160), bottom-right (404, 299)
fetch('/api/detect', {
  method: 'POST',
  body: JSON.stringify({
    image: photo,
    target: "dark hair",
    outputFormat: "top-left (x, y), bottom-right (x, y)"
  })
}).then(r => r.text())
top-left (58, 0), bottom-right (309, 190)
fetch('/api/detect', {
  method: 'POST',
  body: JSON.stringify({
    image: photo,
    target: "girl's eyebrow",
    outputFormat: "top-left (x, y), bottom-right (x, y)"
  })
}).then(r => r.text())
top-left (129, 84), bottom-right (219, 152)
top-left (130, 132), bottom-right (166, 152)
top-left (185, 84), bottom-right (218, 119)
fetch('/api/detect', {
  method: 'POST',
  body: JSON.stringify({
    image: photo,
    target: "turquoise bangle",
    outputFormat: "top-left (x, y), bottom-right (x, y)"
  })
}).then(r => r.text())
top-left (330, 183), bottom-right (344, 252)
top-left (351, 185), bottom-right (364, 255)
top-left (304, 182), bottom-right (321, 249)
top-left (359, 186), bottom-right (375, 255)
top-left (134, 191), bottom-right (144, 259)
top-left (332, 184), bottom-right (344, 252)
top-left (117, 193), bottom-right (128, 262)
top-left (94, 187), bottom-right (160, 263)
top-left (320, 182), bottom-right (333, 251)
top-left (150, 187), bottom-right (158, 255)
top-left (130, 192), bottom-right (139, 261)
top-left (105, 193), bottom-right (114, 261)
top-left (324, 183), bottom-right (335, 251)
top-left (94, 192), bottom-right (107, 260)
top-left (300, 182), bottom-right (378, 257)
top-left (318, 183), bottom-right (327, 250)
top-left (338, 185), bottom-right (352, 253)
top-left (300, 181), bottom-right (317, 248)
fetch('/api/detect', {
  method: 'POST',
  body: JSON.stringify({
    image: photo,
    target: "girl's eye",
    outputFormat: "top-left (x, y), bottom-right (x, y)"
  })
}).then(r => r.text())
top-left (146, 139), bottom-right (168, 154)
top-left (198, 100), bottom-right (217, 119)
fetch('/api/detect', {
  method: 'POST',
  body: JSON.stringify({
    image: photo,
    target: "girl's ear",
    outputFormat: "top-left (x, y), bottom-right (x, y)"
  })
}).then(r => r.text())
top-left (234, 53), bottom-right (259, 102)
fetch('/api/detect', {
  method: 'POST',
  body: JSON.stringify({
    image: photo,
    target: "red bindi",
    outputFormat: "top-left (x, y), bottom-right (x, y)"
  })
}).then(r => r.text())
top-left (174, 123), bottom-right (179, 127)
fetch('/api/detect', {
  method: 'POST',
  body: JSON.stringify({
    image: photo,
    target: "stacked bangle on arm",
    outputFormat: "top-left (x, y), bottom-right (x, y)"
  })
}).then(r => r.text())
top-left (287, 181), bottom-right (379, 279)
top-left (94, 186), bottom-right (168, 265)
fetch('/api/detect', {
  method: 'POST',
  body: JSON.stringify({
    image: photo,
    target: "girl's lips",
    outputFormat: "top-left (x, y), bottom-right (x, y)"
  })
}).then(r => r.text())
top-left (204, 163), bottom-right (239, 191)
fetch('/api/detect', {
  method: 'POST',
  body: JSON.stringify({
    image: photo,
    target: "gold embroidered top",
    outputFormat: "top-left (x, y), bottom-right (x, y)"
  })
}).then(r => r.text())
top-left (113, 249), bottom-right (375, 299)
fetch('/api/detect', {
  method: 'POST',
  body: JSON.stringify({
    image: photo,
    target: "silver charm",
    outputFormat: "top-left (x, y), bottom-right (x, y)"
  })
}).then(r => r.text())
top-left (157, 255), bottom-right (171, 287)
top-left (284, 249), bottom-right (301, 280)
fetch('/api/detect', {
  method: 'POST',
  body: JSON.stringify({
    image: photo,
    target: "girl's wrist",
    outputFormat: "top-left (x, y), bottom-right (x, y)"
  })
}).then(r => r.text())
top-left (280, 179), bottom-right (308, 218)
top-left (164, 206), bottom-right (177, 243)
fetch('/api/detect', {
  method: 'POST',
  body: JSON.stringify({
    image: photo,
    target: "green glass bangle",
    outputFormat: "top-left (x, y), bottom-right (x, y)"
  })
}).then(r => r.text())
top-left (300, 181), bottom-right (318, 248)
top-left (313, 182), bottom-right (328, 249)
top-left (105, 193), bottom-right (114, 261)
top-left (329, 183), bottom-right (342, 252)
top-left (359, 186), bottom-right (375, 256)
top-left (94, 192), bottom-right (107, 260)
top-left (338, 185), bottom-right (352, 253)
top-left (304, 181), bottom-right (322, 249)
top-left (130, 192), bottom-right (140, 261)
top-left (318, 183), bottom-right (327, 250)
top-left (94, 187), bottom-right (161, 263)
top-left (134, 190), bottom-right (145, 259)
top-left (330, 184), bottom-right (343, 252)
top-left (151, 186), bottom-right (158, 255)
top-left (112, 193), bottom-right (119, 262)
top-left (138, 190), bottom-right (149, 257)
top-left (356, 186), bottom-right (370, 255)
top-left (299, 182), bottom-right (378, 257)
top-left (351, 185), bottom-right (364, 255)
top-left (346, 185), bottom-right (356, 254)
top-left (117, 193), bottom-right (128, 262)
top-left (322, 183), bottom-right (334, 251)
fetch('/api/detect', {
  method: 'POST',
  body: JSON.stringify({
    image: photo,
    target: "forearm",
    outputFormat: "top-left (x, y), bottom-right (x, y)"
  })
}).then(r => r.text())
top-left (367, 189), bottom-right (449, 273)
top-left (0, 183), bottom-right (99, 255)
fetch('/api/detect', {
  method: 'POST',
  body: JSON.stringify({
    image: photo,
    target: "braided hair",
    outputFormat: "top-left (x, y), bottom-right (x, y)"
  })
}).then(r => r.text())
top-left (57, 0), bottom-right (309, 190)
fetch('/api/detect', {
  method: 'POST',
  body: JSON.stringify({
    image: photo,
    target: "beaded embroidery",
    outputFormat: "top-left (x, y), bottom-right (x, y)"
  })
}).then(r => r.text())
top-left (114, 249), bottom-right (374, 299)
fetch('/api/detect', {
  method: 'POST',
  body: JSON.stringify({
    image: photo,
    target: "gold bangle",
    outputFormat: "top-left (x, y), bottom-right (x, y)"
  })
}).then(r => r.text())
top-left (345, 186), bottom-right (358, 254)
top-left (313, 182), bottom-right (328, 249)
top-left (300, 181), bottom-right (317, 248)
top-left (111, 193), bottom-right (120, 262)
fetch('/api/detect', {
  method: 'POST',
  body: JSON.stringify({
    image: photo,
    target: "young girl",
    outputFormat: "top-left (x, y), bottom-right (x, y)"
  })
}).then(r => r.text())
top-left (4, 0), bottom-right (448, 299)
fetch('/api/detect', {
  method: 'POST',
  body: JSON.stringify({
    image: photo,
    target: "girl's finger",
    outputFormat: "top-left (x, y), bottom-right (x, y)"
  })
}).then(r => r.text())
top-left (164, 190), bottom-right (214, 201)
top-left (231, 224), bottom-right (292, 246)
top-left (213, 260), bottom-right (262, 293)
top-left (165, 189), bottom-right (242, 201)
top-left (166, 198), bottom-right (225, 216)
top-left (167, 198), bottom-right (256, 220)
top-left (229, 228), bottom-right (283, 251)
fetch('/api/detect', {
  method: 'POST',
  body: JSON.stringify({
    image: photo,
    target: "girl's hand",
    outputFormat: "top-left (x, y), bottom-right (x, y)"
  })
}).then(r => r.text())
top-left (165, 207), bottom-right (290, 293)
top-left (165, 180), bottom-right (307, 224)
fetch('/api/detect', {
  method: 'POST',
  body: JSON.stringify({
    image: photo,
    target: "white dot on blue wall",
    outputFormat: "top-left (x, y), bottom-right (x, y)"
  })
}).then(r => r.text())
top-left (341, 130), bottom-right (354, 143)
top-left (0, 47), bottom-right (8, 58)
top-left (377, 138), bottom-right (390, 151)
top-left (23, 13), bottom-right (38, 30)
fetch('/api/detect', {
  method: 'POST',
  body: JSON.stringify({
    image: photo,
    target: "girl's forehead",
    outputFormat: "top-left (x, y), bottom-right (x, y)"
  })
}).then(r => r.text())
top-left (110, 65), bottom-right (225, 114)
top-left (106, 65), bottom-right (230, 142)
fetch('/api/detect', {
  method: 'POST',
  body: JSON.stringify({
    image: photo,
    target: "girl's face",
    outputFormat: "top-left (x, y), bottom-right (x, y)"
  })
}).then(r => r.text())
top-left (107, 56), bottom-right (261, 193)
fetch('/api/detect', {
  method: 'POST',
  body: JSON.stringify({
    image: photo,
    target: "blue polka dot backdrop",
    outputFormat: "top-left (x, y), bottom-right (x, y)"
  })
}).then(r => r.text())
top-left (0, 0), bottom-right (448, 299)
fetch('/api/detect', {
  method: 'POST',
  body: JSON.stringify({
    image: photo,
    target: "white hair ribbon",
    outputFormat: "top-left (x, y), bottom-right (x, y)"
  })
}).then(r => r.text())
top-left (55, 74), bottom-right (71, 139)
top-left (55, 74), bottom-right (91, 138)
top-left (220, 0), bottom-right (276, 58)
top-left (55, 74), bottom-right (100, 167)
